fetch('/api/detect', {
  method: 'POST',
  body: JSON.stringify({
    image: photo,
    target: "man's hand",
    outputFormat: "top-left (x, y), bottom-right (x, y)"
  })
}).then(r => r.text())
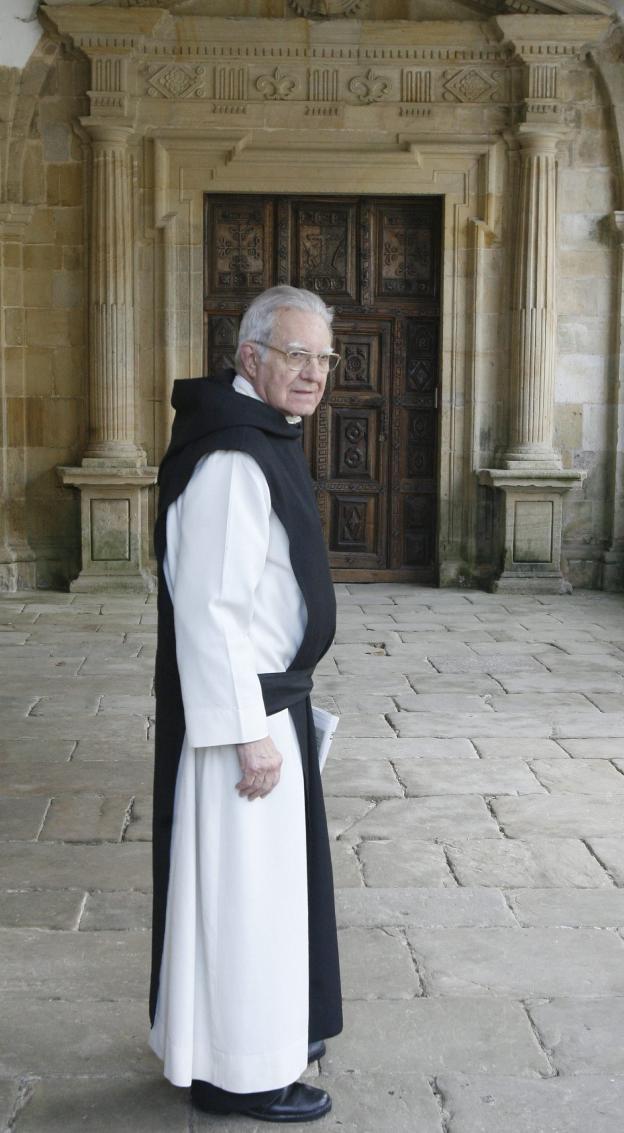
top-left (235, 736), bottom-right (283, 801)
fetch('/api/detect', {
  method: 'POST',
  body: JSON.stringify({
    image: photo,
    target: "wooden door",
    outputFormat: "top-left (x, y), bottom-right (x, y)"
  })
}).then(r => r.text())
top-left (203, 194), bottom-right (441, 582)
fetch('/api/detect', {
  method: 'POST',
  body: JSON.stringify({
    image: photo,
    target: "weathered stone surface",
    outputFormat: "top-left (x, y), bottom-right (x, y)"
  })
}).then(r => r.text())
top-left (472, 738), bottom-right (569, 759)
top-left (437, 1074), bottom-right (624, 1133)
top-left (326, 1000), bottom-right (550, 1076)
top-left (529, 998), bottom-right (624, 1075)
top-left (326, 713), bottom-right (397, 738)
top-left (326, 798), bottom-right (374, 840)
top-left (0, 928), bottom-right (149, 999)
top-left (0, 993), bottom-right (158, 1077)
top-left (358, 839), bottom-right (456, 888)
top-left (0, 759), bottom-right (152, 797)
top-left (336, 888), bottom-right (513, 929)
top-left (330, 841), bottom-right (363, 888)
top-left (586, 837), bottom-right (624, 885)
top-left (394, 758), bottom-right (543, 797)
top-left (393, 693), bottom-right (491, 713)
top-left (79, 890), bottom-right (151, 932)
top-left (387, 713), bottom-right (551, 738)
top-left (0, 841), bottom-right (151, 890)
top-left (13, 1077), bottom-right (187, 1133)
top-left (559, 738), bottom-right (624, 759)
top-left (491, 796), bottom-right (624, 838)
top-left (0, 889), bottom-right (84, 930)
top-left (530, 758), bottom-right (624, 795)
top-left (508, 888), bottom-right (624, 927)
top-left (338, 927), bottom-right (421, 999)
top-left (0, 737), bottom-right (77, 762)
top-left (123, 796), bottom-right (153, 842)
top-left (39, 794), bottom-right (133, 842)
top-left (331, 738), bottom-right (477, 760)
top-left (446, 838), bottom-right (611, 889)
top-left (349, 798), bottom-right (502, 843)
top-left (406, 928), bottom-right (624, 997)
top-left (553, 713), bottom-right (624, 738)
top-left (323, 757), bottom-right (403, 798)
top-left (0, 795), bottom-right (50, 841)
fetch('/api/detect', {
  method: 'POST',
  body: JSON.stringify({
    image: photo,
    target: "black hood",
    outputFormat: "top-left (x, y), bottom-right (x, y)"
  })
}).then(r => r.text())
top-left (159, 370), bottom-right (302, 482)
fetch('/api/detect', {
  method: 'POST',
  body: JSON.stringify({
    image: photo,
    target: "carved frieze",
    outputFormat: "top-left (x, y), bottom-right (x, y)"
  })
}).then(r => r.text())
top-left (147, 64), bottom-right (208, 99)
top-left (348, 70), bottom-right (392, 105)
top-left (442, 67), bottom-right (500, 102)
top-left (255, 67), bottom-right (301, 101)
top-left (287, 0), bottom-right (364, 15)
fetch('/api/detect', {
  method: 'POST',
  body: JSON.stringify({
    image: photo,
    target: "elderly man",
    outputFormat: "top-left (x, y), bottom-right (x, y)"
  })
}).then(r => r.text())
top-left (149, 286), bottom-right (343, 1122)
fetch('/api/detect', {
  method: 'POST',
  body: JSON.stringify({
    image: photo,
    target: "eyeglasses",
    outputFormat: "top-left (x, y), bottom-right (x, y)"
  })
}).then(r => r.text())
top-left (254, 342), bottom-right (341, 373)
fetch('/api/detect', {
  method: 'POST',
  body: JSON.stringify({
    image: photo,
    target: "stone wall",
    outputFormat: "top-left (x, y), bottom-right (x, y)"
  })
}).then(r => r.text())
top-left (0, 3), bottom-right (623, 590)
top-left (0, 41), bottom-right (89, 588)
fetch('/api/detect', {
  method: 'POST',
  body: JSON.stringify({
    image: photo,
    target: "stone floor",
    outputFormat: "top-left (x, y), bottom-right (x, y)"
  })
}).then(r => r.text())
top-left (1, 584), bottom-right (624, 1132)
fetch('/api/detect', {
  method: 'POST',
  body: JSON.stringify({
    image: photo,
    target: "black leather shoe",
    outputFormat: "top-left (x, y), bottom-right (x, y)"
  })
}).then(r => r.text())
top-left (247, 1083), bottom-right (332, 1123)
top-left (307, 1040), bottom-right (326, 1063)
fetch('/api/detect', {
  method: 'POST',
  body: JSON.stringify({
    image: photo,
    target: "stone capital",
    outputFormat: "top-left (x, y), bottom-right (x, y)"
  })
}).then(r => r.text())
top-left (611, 210), bottom-right (624, 243)
top-left (494, 14), bottom-right (613, 60)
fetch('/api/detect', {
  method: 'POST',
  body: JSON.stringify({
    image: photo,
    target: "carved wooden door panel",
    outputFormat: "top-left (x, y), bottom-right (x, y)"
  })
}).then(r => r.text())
top-left (203, 194), bottom-right (441, 581)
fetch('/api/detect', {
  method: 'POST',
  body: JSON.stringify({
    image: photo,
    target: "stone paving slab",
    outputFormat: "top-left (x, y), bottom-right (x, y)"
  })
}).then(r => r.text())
top-left (529, 998), bottom-right (624, 1074)
top-left (335, 888), bottom-right (514, 929)
top-left (445, 838), bottom-right (612, 888)
top-left (491, 795), bottom-right (624, 838)
top-left (507, 888), bottom-right (624, 926)
top-left (437, 1074), bottom-right (624, 1133)
top-left (0, 928), bottom-right (149, 999)
top-left (393, 758), bottom-right (544, 797)
top-left (406, 927), bottom-right (624, 997)
top-left (1, 584), bottom-right (624, 1130)
top-left (0, 994), bottom-right (158, 1078)
top-left (357, 839), bottom-right (456, 888)
top-left (0, 842), bottom-right (151, 890)
top-left (348, 797), bottom-right (503, 842)
top-left (12, 1078), bottom-right (188, 1133)
top-left (326, 1000), bottom-right (551, 1076)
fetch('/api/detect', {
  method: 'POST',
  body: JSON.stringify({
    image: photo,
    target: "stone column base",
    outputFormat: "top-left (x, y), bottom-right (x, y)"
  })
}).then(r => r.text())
top-left (478, 468), bottom-right (585, 594)
top-left (58, 465), bottom-right (158, 593)
top-left (0, 543), bottom-right (37, 592)
top-left (600, 549), bottom-right (624, 593)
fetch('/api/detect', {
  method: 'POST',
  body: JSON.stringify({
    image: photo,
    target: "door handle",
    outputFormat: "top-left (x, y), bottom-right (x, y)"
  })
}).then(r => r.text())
top-left (379, 405), bottom-right (387, 444)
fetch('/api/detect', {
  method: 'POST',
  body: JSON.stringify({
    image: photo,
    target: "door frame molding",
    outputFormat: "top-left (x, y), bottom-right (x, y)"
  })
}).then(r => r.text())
top-left (152, 130), bottom-right (503, 582)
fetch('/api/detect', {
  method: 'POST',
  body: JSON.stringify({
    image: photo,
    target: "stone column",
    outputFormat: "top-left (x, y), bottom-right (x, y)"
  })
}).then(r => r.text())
top-left (505, 126), bottom-right (561, 470)
top-left (0, 204), bottom-right (37, 591)
top-left (601, 212), bottom-right (624, 591)
top-left (84, 126), bottom-right (143, 466)
top-left (59, 122), bottom-right (156, 592)
top-left (479, 122), bottom-right (584, 593)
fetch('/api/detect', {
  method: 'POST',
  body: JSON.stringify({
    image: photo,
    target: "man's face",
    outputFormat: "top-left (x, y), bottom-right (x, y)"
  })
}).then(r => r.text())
top-left (239, 307), bottom-right (332, 417)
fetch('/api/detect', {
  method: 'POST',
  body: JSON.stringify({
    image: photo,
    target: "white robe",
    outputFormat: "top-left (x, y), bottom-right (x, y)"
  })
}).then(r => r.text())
top-left (149, 377), bottom-right (310, 1093)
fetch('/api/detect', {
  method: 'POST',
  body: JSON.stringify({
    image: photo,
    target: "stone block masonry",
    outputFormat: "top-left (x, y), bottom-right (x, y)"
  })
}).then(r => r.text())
top-left (1, 582), bottom-right (624, 1130)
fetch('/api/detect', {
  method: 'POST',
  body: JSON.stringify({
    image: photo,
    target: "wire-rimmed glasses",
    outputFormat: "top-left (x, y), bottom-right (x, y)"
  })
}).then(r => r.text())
top-left (254, 342), bottom-right (341, 373)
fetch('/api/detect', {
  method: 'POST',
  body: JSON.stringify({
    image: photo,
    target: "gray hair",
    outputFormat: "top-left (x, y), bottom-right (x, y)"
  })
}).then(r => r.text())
top-left (235, 286), bottom-right (334, 370)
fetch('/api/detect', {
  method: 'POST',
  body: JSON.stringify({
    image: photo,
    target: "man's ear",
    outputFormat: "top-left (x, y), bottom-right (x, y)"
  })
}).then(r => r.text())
top-left (238, 342), bottom-right (257, 379)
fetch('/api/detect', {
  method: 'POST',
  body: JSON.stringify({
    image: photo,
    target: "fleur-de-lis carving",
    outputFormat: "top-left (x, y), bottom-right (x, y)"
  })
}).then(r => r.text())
top-left (348, 69), bottom-right (392, 105)
top-left (256, 68), bottom-right (299, 101)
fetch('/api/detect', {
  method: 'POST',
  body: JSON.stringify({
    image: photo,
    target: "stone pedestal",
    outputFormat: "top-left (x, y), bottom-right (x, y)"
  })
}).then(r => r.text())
top-left (58, 465), bottom-right (156, 592)
top-left (478, 469), bottom-right (585, 594)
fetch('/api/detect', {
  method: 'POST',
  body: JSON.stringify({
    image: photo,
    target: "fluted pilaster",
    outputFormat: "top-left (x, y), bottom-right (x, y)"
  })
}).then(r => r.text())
top-left (505, 127), bottom-right (562, 469)
top-left (85, 125), bottom-right (143, 465)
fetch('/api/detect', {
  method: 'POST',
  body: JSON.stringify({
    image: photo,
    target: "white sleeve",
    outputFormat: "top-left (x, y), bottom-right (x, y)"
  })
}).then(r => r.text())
top-left (166, 449), bottom-right (271, 749)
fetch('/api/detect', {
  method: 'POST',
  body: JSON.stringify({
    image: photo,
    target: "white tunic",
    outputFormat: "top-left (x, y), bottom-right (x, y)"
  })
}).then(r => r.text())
top-left (149, 377), bottom-right (310, 1093)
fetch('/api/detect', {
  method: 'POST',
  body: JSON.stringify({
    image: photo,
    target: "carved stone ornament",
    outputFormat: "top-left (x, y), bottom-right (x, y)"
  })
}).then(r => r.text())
top-left (287, 0), bottom-right (365, 16)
